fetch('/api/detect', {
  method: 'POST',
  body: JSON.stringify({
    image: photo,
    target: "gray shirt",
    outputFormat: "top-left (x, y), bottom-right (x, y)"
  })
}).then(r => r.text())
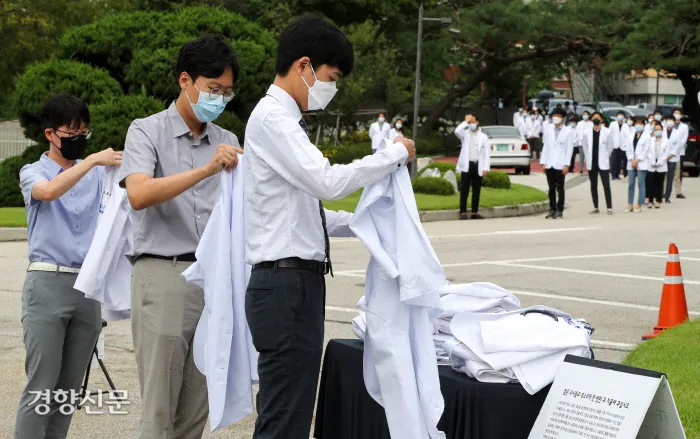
top-left (120, 102), bottom-right (239, 257)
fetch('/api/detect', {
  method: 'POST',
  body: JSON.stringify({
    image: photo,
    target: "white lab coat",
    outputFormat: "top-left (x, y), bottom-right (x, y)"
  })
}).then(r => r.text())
top-left (525, 118), bottom-right (541, 138)
top-left (388, 128), bottom-right (404, 141)
top-left (575, 120), bottom-right (593, 146)
top-left (437, 282), bottom-right (521, 318)
top-left (583, 127), bottom-right (613, 171)
top-left (181, 159), bottom-right (259, 432)
top-left (369, 121), bottom-right (391, 151)
top-left (454, 123), bottom-right (491, 176)
top-left (665, 125), bottom-right (686, 162)
top-left (450, 306), bottom-right (591, 395)
top-left (540, 124), bottom-right (575, 170)
top-left (350, 165), bottom-right (447, 439)
top-left (625, 131), bottom-right (652, 171)
top-left (647, 136), bottom-right (670, 173)
top-left (608, 121), bottom-right (630, 150)
top-left (74, 166), bottom-right (132, 321)
top-left (513, 112), bottom-right (522, 127)
top-left (675, 122), bottom-right (690, 157)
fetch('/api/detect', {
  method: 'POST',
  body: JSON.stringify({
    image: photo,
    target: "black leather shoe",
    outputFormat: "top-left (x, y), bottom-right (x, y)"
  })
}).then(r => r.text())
top-left (471, 213), bottom-right (484, 220)
top-left (677, 194), bottom-right (686, 199)
top-left (459, 212), bottom-right (469, 220)
top-left (545, 210), bottom-right (555, 219)
top-left (553, 211), bottom-right (564, 219)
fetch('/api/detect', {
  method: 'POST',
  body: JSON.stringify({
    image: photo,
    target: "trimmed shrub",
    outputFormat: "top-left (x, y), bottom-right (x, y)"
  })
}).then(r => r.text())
top-left (412, 176), bottom-right (455, 196)
top-left (483, 171), bottom-right (511, 189)
top-left (418, 134), bottom-right (447, 156)
top-left (13, 60), bottom-right (122, 142)
top-left (88, 95), bottom-right (165, 155)
top-left (215, 111), bottom-right (247, 144)
top-left (420, 162), bottom-right (456, 176)
top-left (323, 142), bottom-right (372, 165)
top-left (0, 144), bottom-right (46, 208)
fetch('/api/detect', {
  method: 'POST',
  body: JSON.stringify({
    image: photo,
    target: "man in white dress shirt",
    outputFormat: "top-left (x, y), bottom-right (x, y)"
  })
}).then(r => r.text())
top-left (242, 15), bottom-right (415, 439)
top-left (541, 108), bottom-right (574, 219)
top-left (369, 112), bottom-right (391, 153)
top-left (671, 109), bottom-right (689, 199)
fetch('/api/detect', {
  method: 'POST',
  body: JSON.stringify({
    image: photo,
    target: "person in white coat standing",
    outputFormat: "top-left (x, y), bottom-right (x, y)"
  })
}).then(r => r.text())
top-left (662, 114), bottom-right (684, 203)
top-left (671, 109), bottom-right (689, 199)
top-left (584, 112), bottom-right (614, 215)
top-left (455, 114), bottom-right (490, 220)
top-left (525, 109), bottom-right (541, 161)
top-left (647, 122), bottom-right (670, 209)
top-left (625, 118), bottom-right (651, 212)
top-left (573, 111), bottom-right (592, 174)
top-left (609, 110), bottom-right (631, 180)
top-left (369, 112), bottom-right (391, 153)
top-left (389, 119), bottom-right (405, 141)
top-left (513, 107), bottom-right (523, 127)
top-left (541, 108), bottom-right (574, 219)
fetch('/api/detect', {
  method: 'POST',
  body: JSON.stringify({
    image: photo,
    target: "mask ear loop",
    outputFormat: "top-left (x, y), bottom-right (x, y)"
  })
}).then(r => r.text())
top-left (300, 62), bottom-right (318, 89)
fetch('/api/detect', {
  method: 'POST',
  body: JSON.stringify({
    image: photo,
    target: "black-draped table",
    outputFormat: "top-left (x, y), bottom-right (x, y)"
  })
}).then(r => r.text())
top-left (314, 339), bottom-right (550, 439)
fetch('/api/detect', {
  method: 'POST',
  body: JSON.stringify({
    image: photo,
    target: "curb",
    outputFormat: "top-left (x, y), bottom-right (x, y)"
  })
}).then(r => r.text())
top-left (419, 200), bottom-right (549, 222)
top-left (0, 227), bottom-right (28, 242)
top-left (0, 201), bottom-right (550, 241)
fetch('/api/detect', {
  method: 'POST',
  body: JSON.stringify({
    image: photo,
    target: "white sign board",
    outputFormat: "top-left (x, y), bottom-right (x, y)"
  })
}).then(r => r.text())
top-left (529, 355), bottom-right (685, 439)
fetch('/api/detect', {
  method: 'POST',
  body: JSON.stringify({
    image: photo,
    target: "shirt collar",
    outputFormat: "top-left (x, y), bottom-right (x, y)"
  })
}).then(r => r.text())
top-left (40, 152), bottom-right (66, 178)
top-left (167, 101), bottom-right (210, 141)
top-left (266, 84), bottom-right (302, 122)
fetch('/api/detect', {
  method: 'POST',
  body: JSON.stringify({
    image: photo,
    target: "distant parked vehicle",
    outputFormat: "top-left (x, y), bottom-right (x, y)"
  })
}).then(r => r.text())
top-left (480, 126), bottom-right (531, 175)
top-left (683, 122), bottom-right (699, 177)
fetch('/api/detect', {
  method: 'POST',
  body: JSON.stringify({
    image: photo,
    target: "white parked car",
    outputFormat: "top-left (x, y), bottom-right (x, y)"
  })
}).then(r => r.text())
top-left (480, 126), bottom-right (532, 175)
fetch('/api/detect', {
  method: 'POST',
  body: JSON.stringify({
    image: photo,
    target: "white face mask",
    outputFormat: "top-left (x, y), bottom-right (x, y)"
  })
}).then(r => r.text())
top-left (301, 64), bottom-right (338, 111)
top-left (626, 119), bottom-right (634, 126)
top-left (654, 114), bottom-right (662, 121)
top-left (674, 113), bottom-right (682, 121)
top-left (666, 120), bottom-right (676, 128)
top-left (395, 122), bottom-right (402, 129)
top-left (378, 117), bottom-right (385, 123)
top-left (582, 115), bottom-right (589, 121)
top-left (552, 116), bottom-right (563, 125)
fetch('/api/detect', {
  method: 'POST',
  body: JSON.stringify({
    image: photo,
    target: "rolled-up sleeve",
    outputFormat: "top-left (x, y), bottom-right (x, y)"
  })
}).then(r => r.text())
top-left (19, 164), bottom-right (46, 206)
top-left (324, 209), bottom-right (355, 237)
top-left (119, 120), bottom-right (157, 187)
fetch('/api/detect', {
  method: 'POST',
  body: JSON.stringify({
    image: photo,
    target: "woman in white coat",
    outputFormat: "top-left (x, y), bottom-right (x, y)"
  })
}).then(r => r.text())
top-left (583, 112), bottom-right (614, 214)
top-left (646, 122), bottom-right (669, 209)
top-left (454, 114), bottom-right (490, 220)
top-left (625, 118), bottom-right (651, 213)
top-left (389, 119), bottom-right (405, 141)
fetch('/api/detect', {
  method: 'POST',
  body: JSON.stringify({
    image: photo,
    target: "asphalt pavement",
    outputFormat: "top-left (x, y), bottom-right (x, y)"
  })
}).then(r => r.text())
top-left (0, 171), bottom-right (697, 438)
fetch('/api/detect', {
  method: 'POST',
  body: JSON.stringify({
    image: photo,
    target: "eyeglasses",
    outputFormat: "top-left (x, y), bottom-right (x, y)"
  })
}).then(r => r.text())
top-left (55, 129), bottom-right (92, 141)
top-left (193, 79), bottom-right (236, 103)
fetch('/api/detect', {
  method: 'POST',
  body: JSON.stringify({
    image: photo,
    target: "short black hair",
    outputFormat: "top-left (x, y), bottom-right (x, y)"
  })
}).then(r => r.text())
top-left (471, 114), bottom-right (480, 123)
top-left (583, 110), bottom-right (591, 115)
top-left (591, 111), bottom-right (604, 119)
top-left (617, 110), bottom-right (626, 116)
top-left (565, 101), bottom-right (570, 105)
top-left (40, 94), bottom-right (90, 131)
top-left (654, 109), bottom-right (662, 115)
top-left (633, 117), bottom-right (646, 124)
top-left (378, 112), bottom-right (385, 117)
top-left (551, 108), bottom-right (566, 117)
top-left (176, 35), bottom-right (240, 84)
top-left (275, 15), bottom-right (354, 77)
top-left (663, 114), bottom-right (675, 121)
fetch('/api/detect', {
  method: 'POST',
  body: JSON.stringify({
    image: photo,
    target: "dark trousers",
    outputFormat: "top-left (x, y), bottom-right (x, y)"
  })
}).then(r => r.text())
top-left (528, 138), bottom-right (541, 160)
top-left (569, 146), bottom-right (579, 171)
top-left (545, 168), bottom-right (565, 212)
top-left (460, 163), bottom-right (483, 214)
top-left (589, 168), bottom-right (612, 209)
top-left (646, 171), bottom-right (666, 203)
top-left (245, 266), bottom-right (326, 439)
top-left (664, 161), bottom-right (677, 201)
top-left (610, 149), bottom-right (628, 179)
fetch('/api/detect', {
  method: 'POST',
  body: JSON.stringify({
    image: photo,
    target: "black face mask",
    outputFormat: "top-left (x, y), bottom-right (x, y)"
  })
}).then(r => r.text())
top-left (54, 134), bottom-right (88, 161)
top-left (592, 119), bottom-right (601, 126)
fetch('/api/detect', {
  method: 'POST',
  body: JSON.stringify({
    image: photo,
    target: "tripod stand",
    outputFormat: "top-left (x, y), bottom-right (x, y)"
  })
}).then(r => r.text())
top-left (77, 319), bottom-right (119, 407)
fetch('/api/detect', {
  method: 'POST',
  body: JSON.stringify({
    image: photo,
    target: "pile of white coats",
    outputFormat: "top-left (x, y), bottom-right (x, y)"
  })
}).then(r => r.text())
top-left (349, 164), bottom-right (447, 439)
top-left (353, 282), bottom-right (593, 396)
top-left (74, 166), bottom-right (132, 321)
top-left (182, 158), bottom-right (259, 432)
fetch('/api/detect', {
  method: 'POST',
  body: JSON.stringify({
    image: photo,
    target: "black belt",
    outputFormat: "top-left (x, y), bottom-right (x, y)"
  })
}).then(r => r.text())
top-left (140, 253), bottom-right (197, 262)
top-left (253, 257), bottom-right (329, 275)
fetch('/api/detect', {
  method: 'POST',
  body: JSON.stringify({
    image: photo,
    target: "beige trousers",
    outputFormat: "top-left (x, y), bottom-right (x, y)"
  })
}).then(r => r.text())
top-left (131, 257), bottom-right (208, 439)
top-left (674, 161), bottom-right (683, 195)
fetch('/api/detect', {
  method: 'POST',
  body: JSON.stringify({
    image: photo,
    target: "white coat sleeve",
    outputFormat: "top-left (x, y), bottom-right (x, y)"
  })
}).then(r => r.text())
top-left (454, 122), bottom-right (467, 141)
top-left (565, 130), bottom-right (574, 169)
top-left (324, 209), bottom-right (355, 237)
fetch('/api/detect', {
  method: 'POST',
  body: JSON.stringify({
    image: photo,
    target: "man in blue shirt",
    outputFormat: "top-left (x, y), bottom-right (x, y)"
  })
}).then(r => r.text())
top-left (15, 94), bottom-right (121, 438)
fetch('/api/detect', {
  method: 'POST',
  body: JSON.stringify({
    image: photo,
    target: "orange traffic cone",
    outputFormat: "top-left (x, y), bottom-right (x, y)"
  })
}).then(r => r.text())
top-left (642, 243), bottom-right (689, 340)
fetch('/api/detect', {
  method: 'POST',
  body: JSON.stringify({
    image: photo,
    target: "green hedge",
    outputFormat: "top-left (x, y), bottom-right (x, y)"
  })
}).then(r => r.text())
top-left (418, 134), bottom-right (447, 156)
top-left (483, 171), bottom-right (511, 189)
top-left (322, 142), bottom-right (372, 165)
top-left (0, 145), bottom-right (46, 208)
top-left (412, 176), bottom-right (455, 196)
top-left (88, 95), bottom-right (165, 155)
top-left (420, 162), bottom-right (456, 176)
top-left (13, 60), bottom-right (122, 143)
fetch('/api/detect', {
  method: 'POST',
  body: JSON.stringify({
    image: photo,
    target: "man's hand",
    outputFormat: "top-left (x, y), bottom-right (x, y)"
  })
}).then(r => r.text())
top-left (206, 144), bottom-right (244, 176)
top-left (394, 137), bottom-right (416, 164)
top-left (667, 154), bottom-right (674, 161)
top-left (87, 148), bottom-right (122, 167)
top-left (632, 159), bottom-right (640, 169)
top-left (464, 114), bottom-right (474, 123)
top-left (562, 165), bottom-right (569, 176)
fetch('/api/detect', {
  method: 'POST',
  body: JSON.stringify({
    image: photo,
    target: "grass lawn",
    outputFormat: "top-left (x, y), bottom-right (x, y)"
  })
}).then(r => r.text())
top-left (0, 207), bottom-right (26, 227)
top-left (324, 183), bottom-right (547, 213)
top-left (624, 319), bottom-right (700, 438)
